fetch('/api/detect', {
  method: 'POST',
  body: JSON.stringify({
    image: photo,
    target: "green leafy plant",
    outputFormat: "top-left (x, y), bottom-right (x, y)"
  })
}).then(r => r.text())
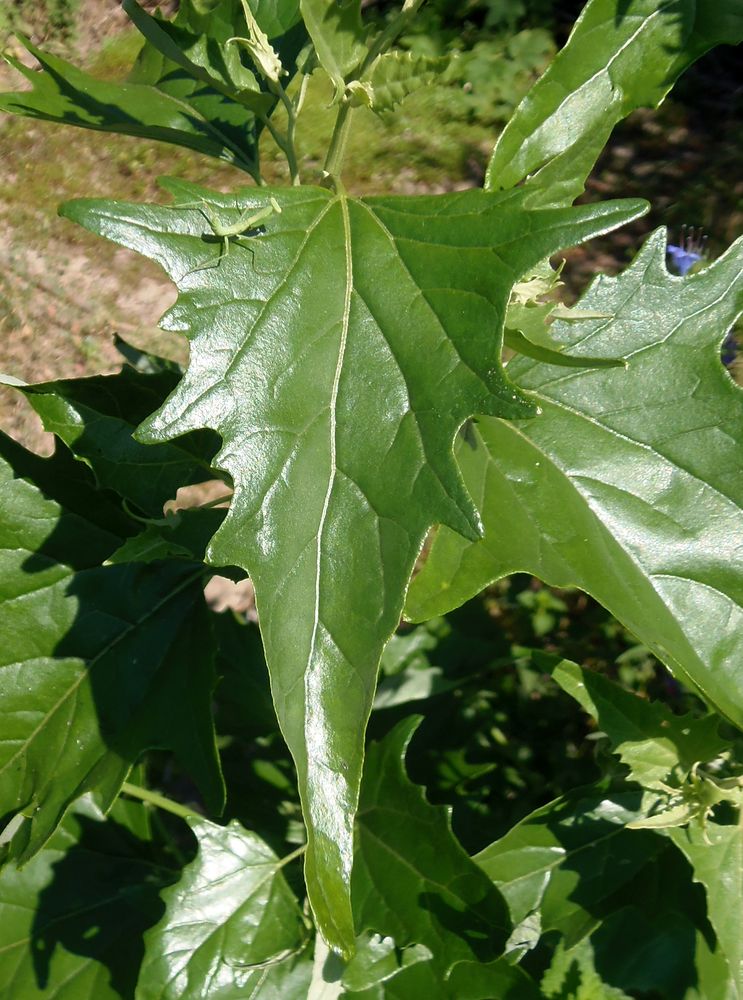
top-left (0, 0), bottom-right (742, 995)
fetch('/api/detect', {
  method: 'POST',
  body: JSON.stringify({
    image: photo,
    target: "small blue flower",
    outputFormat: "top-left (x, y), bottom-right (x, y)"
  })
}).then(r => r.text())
top-left (667, 225), bottom-right (707, 277)
top-left (722, 331), bottom-right (738, 367)
top-left (666, 227), bottom-right (737, 367)
top-left (666, 243), bottom-right (702, 276)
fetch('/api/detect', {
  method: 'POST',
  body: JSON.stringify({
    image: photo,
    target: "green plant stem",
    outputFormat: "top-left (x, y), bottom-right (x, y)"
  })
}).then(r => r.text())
top-left (276, 842), bottom-right (307, 870)
top-left (121, 781), bottom-right (197, 821)
top-left (360, 0), bottom-right (426, 76)
top-left (271, 80), bottom-right (301, 184)
top-left (323, 101), bottom-right (354, 186)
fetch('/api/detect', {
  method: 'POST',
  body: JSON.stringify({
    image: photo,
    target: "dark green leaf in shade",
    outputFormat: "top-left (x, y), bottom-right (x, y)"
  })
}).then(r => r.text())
top-left (353, 719), bottom-right (511, 981)
top-left (60, 180), bottom-right (644, 955)
top-left (123, 0), bottom-right (270, 111)
top-left (670, 822), bottom-right (743, 998)
top-left (474, 787), bottom-right (663, 948)
top-left (579, 842), bottom-right (728, 1000)
top-left (123, 0), bottom-right (307, 120)
top-left (0, 38), bottom-right (260, 176)
top-left (339, 954), bottom-right (540, 999)
top-left (541, 938), bottom-right (633, 1000)
top-left (445, 959), bottom-right (542, 1000)
top-left (547, 657), bottom-right (729, 790)
top-left (18, 368), bottom-right (222, 518)
top-left (408, 231), bottom-right (743, 728)
top-left (212, 614), bottom-right (279, 740)
top-left (486, 0), bottom-right (743, 206)
top-left (0, 798), bottom-right (172, 1000)
top-left (0, 444), bottom-right (224, 864)
top-left (106, 507), bottom-right (229, 567)
top-left (135, 817), bottom-right (311, 1000)
top-left (0, 431), bottom-right (134, 550)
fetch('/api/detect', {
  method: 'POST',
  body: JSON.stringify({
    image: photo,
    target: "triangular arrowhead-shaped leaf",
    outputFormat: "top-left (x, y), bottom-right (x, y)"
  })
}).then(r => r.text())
top-left (408, 231), bottom-right (743, 728)
top-left (136, 817), bottom-right (311, 1000)
top-left (486, 0), bottom-right (743, 205)
top-left (60, 180), bottom-right (645, 954)
top-left (0, 437), bottom-right (223, 863)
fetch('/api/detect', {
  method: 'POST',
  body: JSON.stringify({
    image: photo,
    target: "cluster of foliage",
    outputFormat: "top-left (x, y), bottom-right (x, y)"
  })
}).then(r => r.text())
top-left (375, 0), bottom-right (558, 124)
top-left (0, 0), bottom-right (742, 996)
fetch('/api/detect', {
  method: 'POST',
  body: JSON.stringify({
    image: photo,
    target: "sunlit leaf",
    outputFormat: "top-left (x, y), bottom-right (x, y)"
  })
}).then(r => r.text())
top-left (408, 230), bottom-right (743, 728)
top-left (136, 817), bottom-right (311, 1000)
top-left (486, 0), bottom-right (743, 205)
top-left (61, 180), bottom-right (643, 953)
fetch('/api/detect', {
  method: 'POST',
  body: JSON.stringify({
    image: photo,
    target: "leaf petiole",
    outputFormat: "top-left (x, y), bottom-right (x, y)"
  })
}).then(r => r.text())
top-left (120, 781), bottom-right (197, 821)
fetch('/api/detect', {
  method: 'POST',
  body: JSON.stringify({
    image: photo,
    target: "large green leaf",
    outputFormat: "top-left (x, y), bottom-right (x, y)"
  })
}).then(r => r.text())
top-left (353, 719), bottom-right (511, 984)
top-left (0, 798), bottom-right (172, 1000)
top-left (475, 787), bottom-right (662, 948)
top-left (61, 180), bottom-right (644, 954)
top-left (671, 822), bottom-right (743, 998)
top-left (408, 230), bottom-right (743, 726)
top-left (0, 438), bottom-right (223, 864)
top-left (0, 38), bottom-right (259, 176)
top-left (136, 817), bottom-right (311, 1000)
top-left (548, 657), bottom-right (729, 790)
top-left (485, 0), bottom-right (743, 205)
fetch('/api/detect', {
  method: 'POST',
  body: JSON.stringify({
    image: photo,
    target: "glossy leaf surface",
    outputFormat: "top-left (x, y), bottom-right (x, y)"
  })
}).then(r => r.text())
top-left (136, 817), bottom-right (311, 1000)
top-left (0, 438), bottom-right (223, 863)
top-left (486, 0), bottom-right (743, 205)
top-left (353, 719), bottom-right (511, 982)
top-left (475, 787), bottom-right (661, 946)
top-left (408, 231), bottom-right (743, 726)
top-left (0, 799), bottom-right (171, 1000)
top-left (61, 181), bottom-right (643, 954)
